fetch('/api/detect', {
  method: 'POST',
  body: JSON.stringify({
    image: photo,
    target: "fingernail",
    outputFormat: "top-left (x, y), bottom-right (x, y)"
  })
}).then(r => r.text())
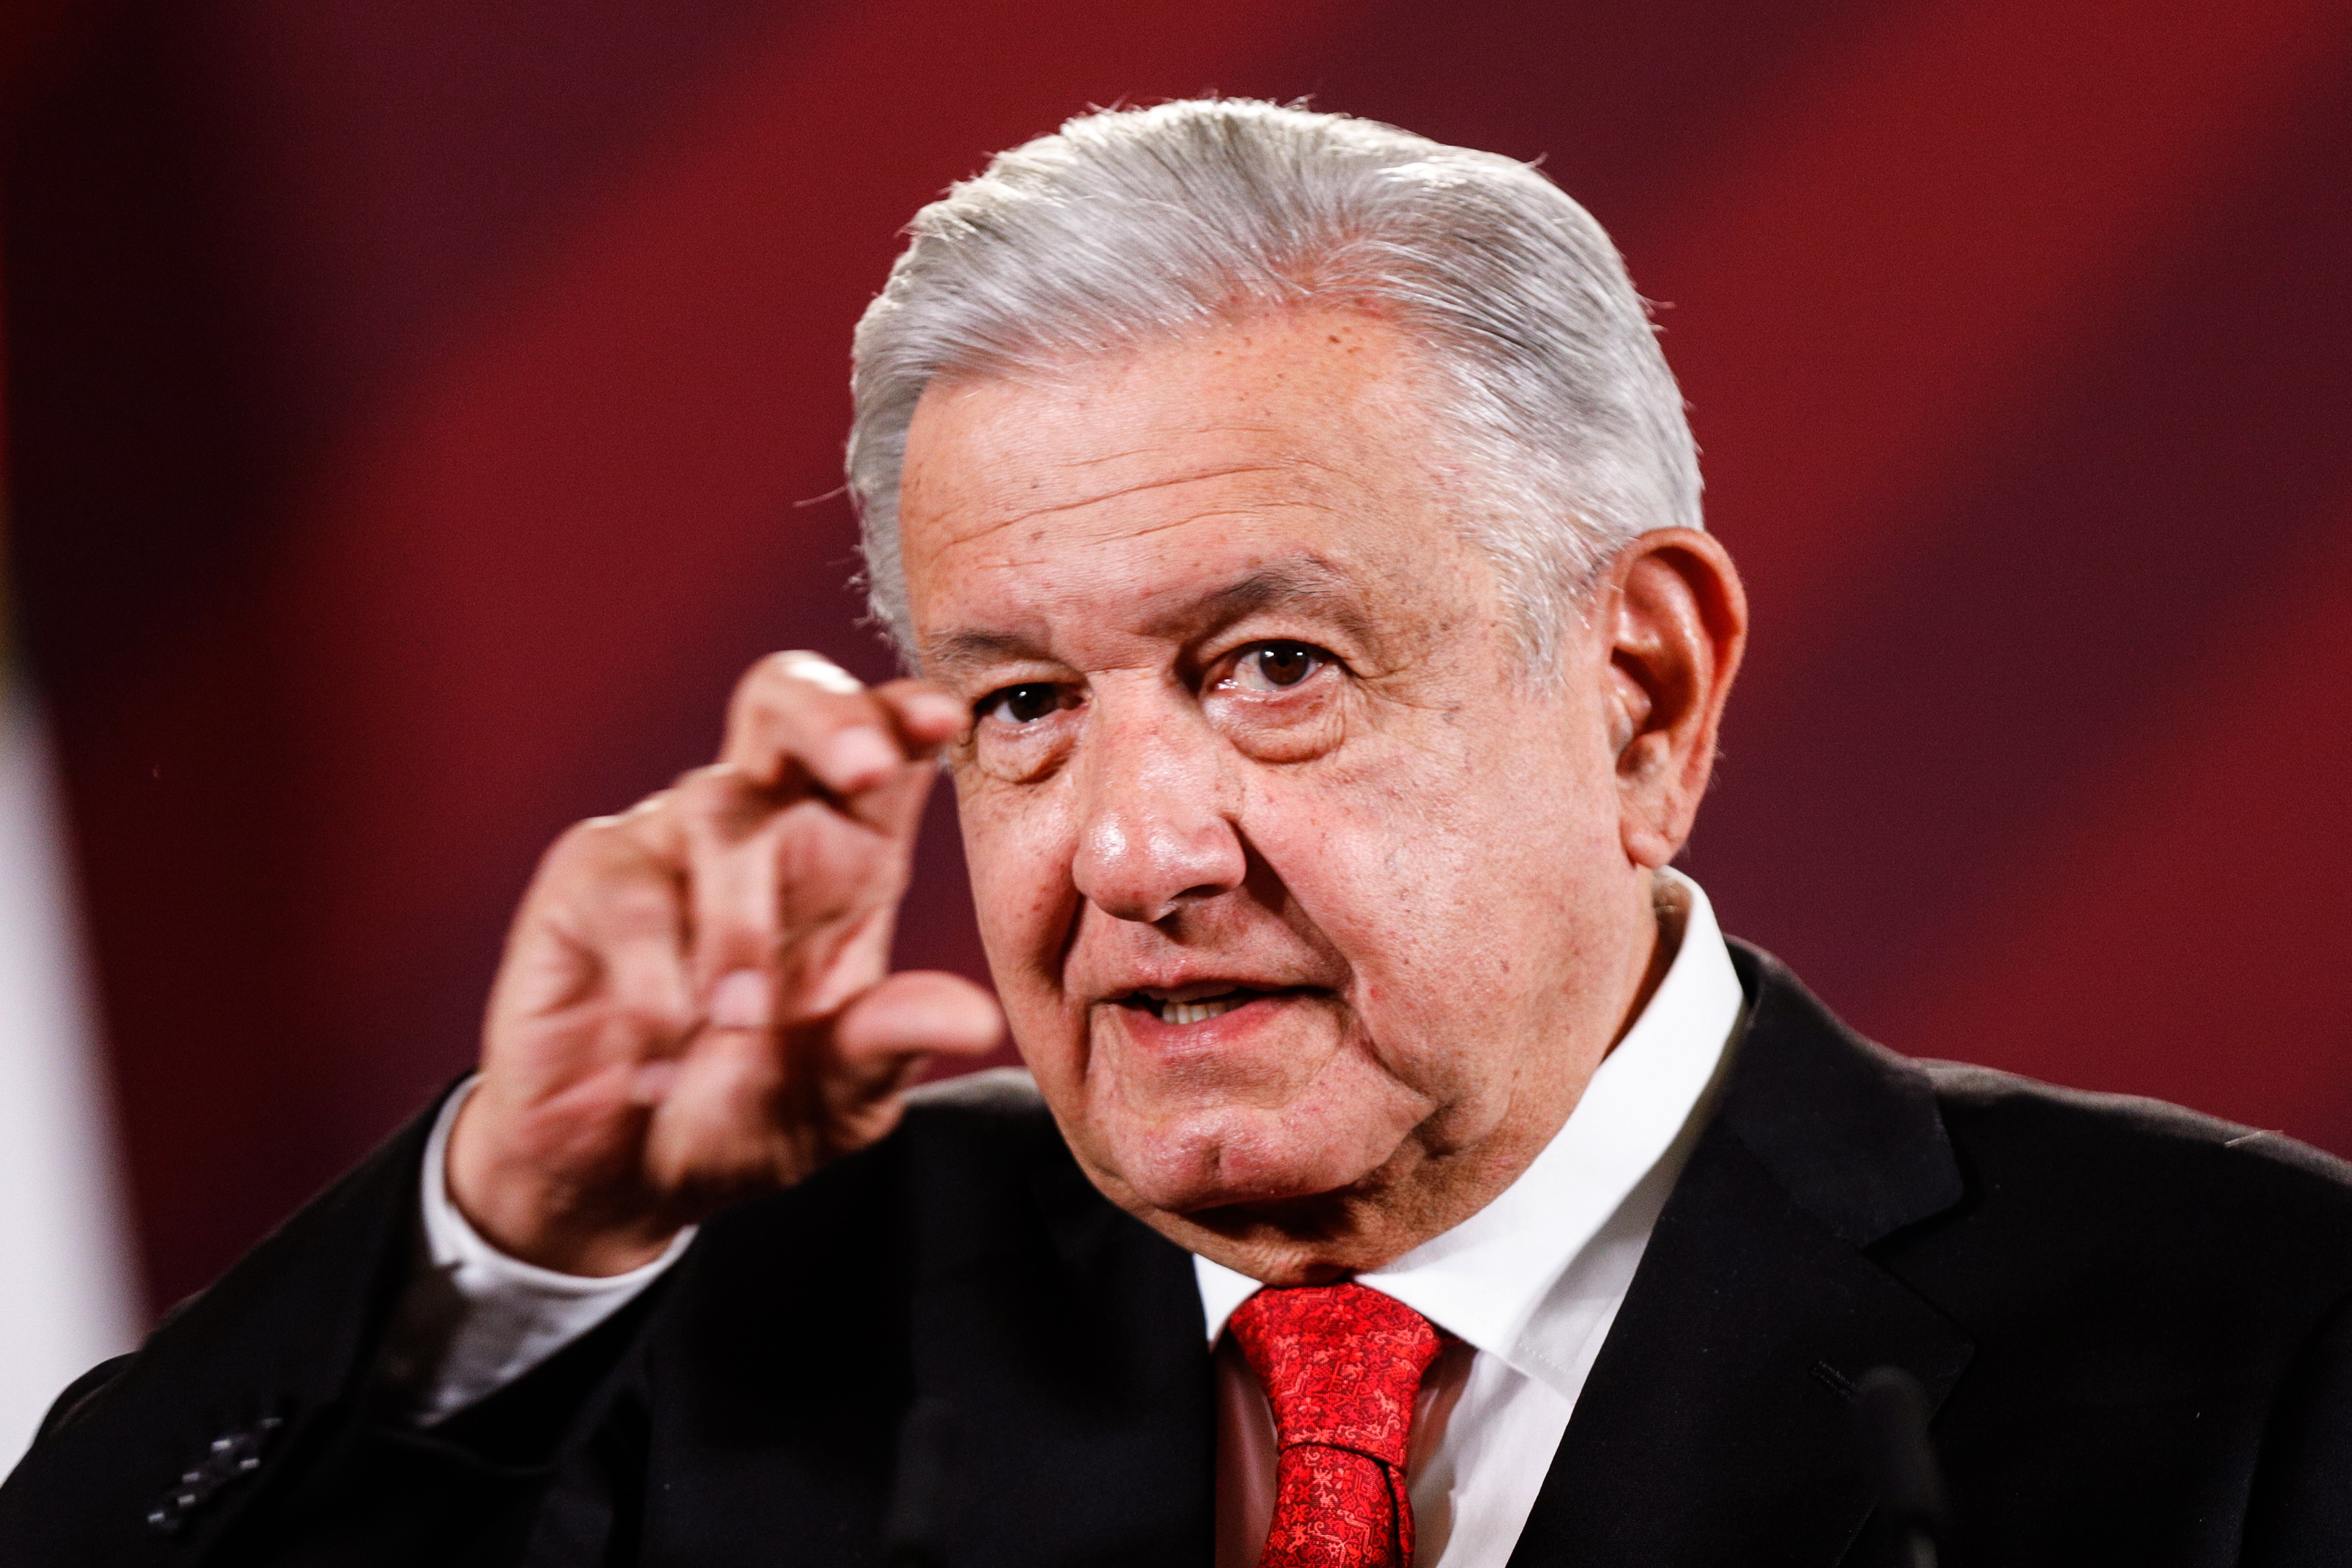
top-left (708, 969), bottom-right (772, 1030)
top-left (818, 726), bottom-right (899, 790)
top-left (776, 652), bottom-right (863, 695)
top-left (902, 693), bottom-right (966, 733)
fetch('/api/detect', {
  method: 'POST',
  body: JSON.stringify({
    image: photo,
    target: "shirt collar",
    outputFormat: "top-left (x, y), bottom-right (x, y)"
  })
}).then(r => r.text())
top-left (1193, 869), bottom-right (1745, 1364)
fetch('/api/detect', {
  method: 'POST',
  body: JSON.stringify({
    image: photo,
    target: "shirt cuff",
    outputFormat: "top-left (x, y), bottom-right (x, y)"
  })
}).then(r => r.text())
top-left (404, 1075), bottom-right (696, 1426)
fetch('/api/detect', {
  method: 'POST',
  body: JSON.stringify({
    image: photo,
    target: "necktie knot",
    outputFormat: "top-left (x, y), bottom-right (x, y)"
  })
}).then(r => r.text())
top-left (1228, 1282), bottom-right (1444, 1568)
top-left (1230, 1282), bottom-right (1443, 1465)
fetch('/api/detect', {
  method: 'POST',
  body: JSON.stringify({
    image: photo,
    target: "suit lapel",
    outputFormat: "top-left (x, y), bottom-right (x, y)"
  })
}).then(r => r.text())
top-left (900, 1118), bottom-right (1215, 1568)
top-left (644, 1099), bottom-right (1211, 1568)
top-left (1507, 945), bottom-right (1974, 1567)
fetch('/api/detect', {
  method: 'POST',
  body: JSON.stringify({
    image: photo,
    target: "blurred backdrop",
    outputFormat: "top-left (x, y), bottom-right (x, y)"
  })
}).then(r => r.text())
top-left (4, 0), bottom-right (2349, 1447)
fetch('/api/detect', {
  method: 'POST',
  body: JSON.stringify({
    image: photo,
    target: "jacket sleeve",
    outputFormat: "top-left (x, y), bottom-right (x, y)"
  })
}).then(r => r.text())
top-left (0, 1084), bottom-right (657, 1567)
top-left (2240, 1290), bottom-right (2352, 1565)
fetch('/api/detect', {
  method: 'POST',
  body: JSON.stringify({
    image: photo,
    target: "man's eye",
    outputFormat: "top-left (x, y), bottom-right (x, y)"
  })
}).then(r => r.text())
top-left (978, 683), bottom-right (1066, 726)
top-left (1231, 641), bottom-right (1327, 693)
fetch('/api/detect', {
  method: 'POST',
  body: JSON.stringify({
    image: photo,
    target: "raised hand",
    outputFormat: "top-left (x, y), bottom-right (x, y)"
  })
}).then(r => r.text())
top-left (446, 652), bottom-right (1004, 1275)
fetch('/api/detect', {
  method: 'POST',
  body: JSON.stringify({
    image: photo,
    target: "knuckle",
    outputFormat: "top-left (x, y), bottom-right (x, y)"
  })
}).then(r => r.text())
top-left (536, 822), bottom-right (678, 926)
top-left (670, 768), bottom-right (773, 843)
top-left (565, 812), bottom-right (623, 844)
top-left (562, 789), bottom-right (667, 851)
top-left (668, 763), bottom-right (746, 810)
top-left (600, 881), bottom-right (681, 936)
top-left (543, 816), bottom-right (622, 875)
top-left (611, 998), bottom-right (691, 1043)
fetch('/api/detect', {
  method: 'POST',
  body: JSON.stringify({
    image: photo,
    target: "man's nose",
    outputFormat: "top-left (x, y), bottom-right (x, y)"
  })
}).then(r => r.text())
top-left (1068, 699), bottom-right (1246, 925)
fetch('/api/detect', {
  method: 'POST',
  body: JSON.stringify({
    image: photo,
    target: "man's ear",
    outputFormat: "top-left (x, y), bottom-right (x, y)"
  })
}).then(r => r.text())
top-left (1598, 528), bottom-right (1748, 869)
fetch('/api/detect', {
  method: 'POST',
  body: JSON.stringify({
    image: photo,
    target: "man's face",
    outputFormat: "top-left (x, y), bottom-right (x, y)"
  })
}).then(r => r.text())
top-left (899, 312), bottom-right (1661, 1278)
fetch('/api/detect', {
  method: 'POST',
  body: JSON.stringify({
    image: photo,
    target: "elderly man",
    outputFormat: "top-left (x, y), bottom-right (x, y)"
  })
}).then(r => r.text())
top-left (5, 100), bottom-right (2349, 1567)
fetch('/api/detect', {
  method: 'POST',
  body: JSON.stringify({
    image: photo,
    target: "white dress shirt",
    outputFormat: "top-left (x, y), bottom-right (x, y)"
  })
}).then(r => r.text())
top-left (400, 870), bottom-right (1745, 1567)
top-left (398, 1077), bottom-right (695, 1425)
top-left (1198, 868), bottom-right (1744, 1566)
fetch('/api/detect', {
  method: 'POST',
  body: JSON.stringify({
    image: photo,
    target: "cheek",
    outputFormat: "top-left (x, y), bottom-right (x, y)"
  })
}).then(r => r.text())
top-left (1245, 729), bottom-right (1618, 1018)
top-left (1244, 760), bottom-right (1486, 1000)
top-left (952, 771), bottom-right (1081, 1008)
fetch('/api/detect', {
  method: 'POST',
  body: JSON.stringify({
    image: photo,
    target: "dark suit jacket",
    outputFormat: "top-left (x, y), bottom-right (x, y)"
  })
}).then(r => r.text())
top-left (6, 943), bottom-right (2351, 1566)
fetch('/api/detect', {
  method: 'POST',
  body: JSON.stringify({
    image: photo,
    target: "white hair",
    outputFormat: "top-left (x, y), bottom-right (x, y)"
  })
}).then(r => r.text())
top-left (847, 99), bottom-right (1701, 675)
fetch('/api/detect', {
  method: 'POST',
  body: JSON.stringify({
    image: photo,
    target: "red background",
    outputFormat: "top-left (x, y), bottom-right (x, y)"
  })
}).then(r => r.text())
top-left (7, 0), bottom-right (2350, 1315)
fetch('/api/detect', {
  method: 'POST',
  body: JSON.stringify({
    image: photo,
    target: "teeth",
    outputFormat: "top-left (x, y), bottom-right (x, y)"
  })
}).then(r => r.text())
top-left (1163, 996), bottom-right (1247, 1026)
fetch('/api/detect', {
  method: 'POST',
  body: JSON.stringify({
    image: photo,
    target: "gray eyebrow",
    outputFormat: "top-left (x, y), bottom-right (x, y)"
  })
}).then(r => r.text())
top-left (1144, 557), bottom-right (1357, 637)
top-left (923, 627), bottom-right (1038, 683)
top-left (920, 556), bottom-right (1366, 681)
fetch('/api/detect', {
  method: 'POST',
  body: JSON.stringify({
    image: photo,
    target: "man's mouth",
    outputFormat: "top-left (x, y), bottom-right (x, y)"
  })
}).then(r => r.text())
top-left (1120, 985), bottom-right (1288, 1026)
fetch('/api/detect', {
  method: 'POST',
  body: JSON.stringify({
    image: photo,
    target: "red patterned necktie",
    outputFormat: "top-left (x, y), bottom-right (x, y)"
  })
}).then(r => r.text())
top-left (1228, 1282), bottom-right (1445, 1568)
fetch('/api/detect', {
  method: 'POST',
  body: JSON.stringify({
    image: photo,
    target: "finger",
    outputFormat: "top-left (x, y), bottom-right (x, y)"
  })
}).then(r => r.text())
top-left (643, 1006), bottom-right (795, 1194)
top-left (721, 652), bottom-right (916, 795)
top-left (829, 971), bottom-right (1006, 1100)
top-left (618, 766), bottom-right (877, 981)
top-left (872, 678), bottom-right (969, 750)
top-left (495, 814), bottom-right (691, 1043)
top-left (803, 973), bottom-right (1005, 1160)
top-left (658, 764), bottom-right (791, 988)
top-left (659, 762), bottom-right (915, 1014)
top-left (831, 741), bottom-right (939, 840)
top-left (579, 867), bottom-right (696, 1067)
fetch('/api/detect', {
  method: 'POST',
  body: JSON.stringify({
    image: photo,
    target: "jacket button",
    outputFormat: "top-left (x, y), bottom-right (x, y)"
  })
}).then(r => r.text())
top-left (144, 1415), bottom-right (287, 1533)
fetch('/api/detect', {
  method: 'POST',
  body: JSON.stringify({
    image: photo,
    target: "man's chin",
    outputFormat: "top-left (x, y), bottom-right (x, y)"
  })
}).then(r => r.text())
top-left (1085, 1104), bottom-right (1407, 1218)
top-left (1054, 1037), bottom-right (1440, 1231)
top-left (1153, 1176), bottom-right (1419, 1284)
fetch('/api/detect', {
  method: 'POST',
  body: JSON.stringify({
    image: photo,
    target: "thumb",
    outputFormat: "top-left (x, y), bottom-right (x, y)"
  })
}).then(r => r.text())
top-left (828, 970), bottom-right (1005, 1103)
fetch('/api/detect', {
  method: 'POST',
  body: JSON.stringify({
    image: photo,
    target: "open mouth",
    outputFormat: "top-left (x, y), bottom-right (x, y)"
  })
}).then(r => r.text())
top-left (1120, 986), bottom-right (1288, 1027)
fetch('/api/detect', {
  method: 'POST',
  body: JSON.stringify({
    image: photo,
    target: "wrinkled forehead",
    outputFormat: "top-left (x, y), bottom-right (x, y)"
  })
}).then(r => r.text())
top-left (895, 314), bottom-right (1481, 664)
